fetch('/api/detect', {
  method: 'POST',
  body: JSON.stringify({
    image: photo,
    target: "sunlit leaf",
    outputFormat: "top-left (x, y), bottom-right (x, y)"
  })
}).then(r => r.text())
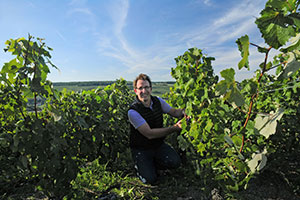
top-left (254, 107), bottom-right (285, 138)
top-left (220, 68), bottom-right (235, 82)
top-left (47, 105), bottom-right (62, 122)
top-left (280, 34), bottom-right (300, 53)
top-left (276, 54), bottom-right (300, 80)
top-left (236, 35), bottom-right (250, 70)
top-left (255, 1), bottom-right (298, 49)
top-left (247, 148), bottom-right (267, 173)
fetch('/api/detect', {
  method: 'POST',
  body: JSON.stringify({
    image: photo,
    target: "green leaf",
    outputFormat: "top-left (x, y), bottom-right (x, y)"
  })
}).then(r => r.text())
top-left (177, 135), bottom-right (189, 151)
top-left (224, 135), bottom-right (234, 146)
top-left (215, 80), bottom-right (227, 96)
top-left (265, 62), bottom-right (272, 71)
top-left (220, 68), bottom-right (235, 82)
top-left (255, 1), bottom-right (298, 49)
top-left (289, 13), bottom-right (300, 27)
top-left (276, 53), bottom-right (300, 80)
top-left (242, 80), bottom-right (258, 95)
top-left (205, 119), bottom-right (213, 132)
top-left (22, 87), bottom-right (34, 98)
top-left (185, 101), bottom-right (192, 116)
top-left (47, 105), bottom-right (62, 122)
top-left (32, 76), bottom-right (42, 92)
top-left (185, 78), bottom-right (194, 91)
top-left (13, 134), bottom-right (19, 148)
top-left (257, 46), bottom-right (269, 53)
top-left (227, 87), bottom-right (245, 107)
top-left (21, 156), bottom-right (28, 168)
top-left (77, 116), bottom-right (89, 129)
top-left (190, 47), bottom-right (201, 57)
top-left (236, 35), bottom-right (250, 70)
top-left (196, 142), bottom-right (206, 155)
top-left (280, 34), bottom-right (300, 53)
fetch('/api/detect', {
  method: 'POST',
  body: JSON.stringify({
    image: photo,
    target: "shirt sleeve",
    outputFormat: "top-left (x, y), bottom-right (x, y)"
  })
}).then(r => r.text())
top-left (157, 96), bottom-right (172, 113)
top-left (128, 109), bottom-right (146, 129)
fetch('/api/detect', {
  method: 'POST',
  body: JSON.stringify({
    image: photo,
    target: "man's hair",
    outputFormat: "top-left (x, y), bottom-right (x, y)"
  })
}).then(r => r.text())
top-left (133, 73), bottom-right (152, 89)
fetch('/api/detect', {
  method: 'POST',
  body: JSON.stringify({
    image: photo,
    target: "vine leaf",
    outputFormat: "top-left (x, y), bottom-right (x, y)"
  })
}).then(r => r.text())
top-left (255, 0), bottom-right (300, 49)
top-left (276, 52), bottom-right (300, 80)
top-left (177, 135), bottom-right (190, 151)
top-left (21, 156), bottom-right (28, 168)
top-left (215, 68), bottom-right (245, 107)
top-left (236, 35), bottom-right (250, 70)
top-left (226, 88), bottom-right (245, 108)
top-left (220, 68), bottom-right (235, 82)
top-left (224, 135), bottom-right (234, 146)
top-left (254, 107), bottom-right (285, 139)
top-left (280, 34), bottom-right (300, 53)
top-left (247, 148), bottom-right (267, 173)
top-left (47, 105), bottom-right (62, 122)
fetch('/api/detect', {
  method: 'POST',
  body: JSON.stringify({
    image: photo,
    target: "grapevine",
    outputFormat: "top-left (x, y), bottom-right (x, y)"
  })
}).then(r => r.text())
top-left (165, 0), bottom-right (300, 193)
top-left (0, 0), bottom-right (299, 198)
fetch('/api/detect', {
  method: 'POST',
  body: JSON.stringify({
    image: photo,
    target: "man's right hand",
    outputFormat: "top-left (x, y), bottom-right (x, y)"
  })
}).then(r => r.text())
top-left (173, 119), bottom-right (183, 131)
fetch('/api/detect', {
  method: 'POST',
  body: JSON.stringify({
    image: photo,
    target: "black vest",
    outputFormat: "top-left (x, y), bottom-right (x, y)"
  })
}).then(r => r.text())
top-left (129, 96), bottom-right (164, 149)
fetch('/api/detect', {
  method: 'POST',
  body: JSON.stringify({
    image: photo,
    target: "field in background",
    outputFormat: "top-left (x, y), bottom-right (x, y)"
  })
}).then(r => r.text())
top-left (53, 81), bottom-right (175, 96)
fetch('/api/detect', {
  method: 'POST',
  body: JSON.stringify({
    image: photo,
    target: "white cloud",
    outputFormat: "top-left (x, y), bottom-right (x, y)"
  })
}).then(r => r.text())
top-left (103, 0), bottom-right (138, 61)
top-left (179, 0), bottom-right (267, 80)
top-left (213, 0), bottom-right (263, 27)
top-left (95, 0), bottom-right (268, 81)
top-left (56, 31), bottom-right (66, 41)
top-left (67, 8), bottom-right (94, 16)
top-left (95, 0), bottom-right (175, 79)
top-left (189, 0), bottom-right (212, 7)
top-left (69, 0), bottom-right (88, 6)
top-left (186, 1), bottom-right (264, 46)
top-left (111, 0), bottom-right (129, 34)
top-left (66, 1), bottom-right (98, 35)
top-left (203, 0), bottom-right (212, 6)
top-left (216, 18), bottom-right (255, 44)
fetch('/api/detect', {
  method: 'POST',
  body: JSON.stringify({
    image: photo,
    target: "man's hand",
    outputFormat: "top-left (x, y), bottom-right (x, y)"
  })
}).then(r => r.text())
top-left (174, 115), bottom-right (191, 131)
top-left (180, 109), bottom-right (191, 125)
top-left (173, 119), bottom-right (183, 131)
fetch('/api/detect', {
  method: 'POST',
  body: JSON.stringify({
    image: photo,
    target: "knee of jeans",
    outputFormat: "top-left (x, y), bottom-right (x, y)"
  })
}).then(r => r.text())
top-left (145, 175), bottom-right (157, 185)
top-left (167, 156), bottom-right (181, 168)
top-left (135, 165), bottom-right (157, 184)
top-left (138, 173), bottom-right (157, 185)
top-left (173, 158), bottom-right (181, 168)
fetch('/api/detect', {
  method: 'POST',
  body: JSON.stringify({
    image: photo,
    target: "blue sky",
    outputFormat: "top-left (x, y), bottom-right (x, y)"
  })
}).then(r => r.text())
top-left (0, 0), bottom-right (269, 82)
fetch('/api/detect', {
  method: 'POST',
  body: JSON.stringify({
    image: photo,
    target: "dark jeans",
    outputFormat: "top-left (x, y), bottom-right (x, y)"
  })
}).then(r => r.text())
top-left (131, 142), bottom-right (181, 184)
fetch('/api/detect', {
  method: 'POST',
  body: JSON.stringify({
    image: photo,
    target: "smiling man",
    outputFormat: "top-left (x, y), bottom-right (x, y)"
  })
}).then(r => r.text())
top-left (128, 73), bottom-right (185, 184)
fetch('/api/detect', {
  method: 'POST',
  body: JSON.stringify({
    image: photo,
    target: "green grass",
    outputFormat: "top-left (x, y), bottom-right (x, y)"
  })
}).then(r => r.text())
top-left (3, 150), bottom-right (299, 199)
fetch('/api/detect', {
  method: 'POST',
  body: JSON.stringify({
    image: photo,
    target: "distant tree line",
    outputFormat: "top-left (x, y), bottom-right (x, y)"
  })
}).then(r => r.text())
top-left (53, 81), bottom-right (124, 87)
top-left (53, 81), bottom-right (175, 88)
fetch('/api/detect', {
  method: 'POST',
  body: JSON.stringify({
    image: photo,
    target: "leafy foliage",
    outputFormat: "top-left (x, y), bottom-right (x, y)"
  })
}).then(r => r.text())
top-left (256, 0), bottom-right (300, 49)
top-left (0, 35), bottom-right (135, 198)
top-left (1, 0), bottom-right (300, 199)
top-left (165, 0), bottom-right (300, 195)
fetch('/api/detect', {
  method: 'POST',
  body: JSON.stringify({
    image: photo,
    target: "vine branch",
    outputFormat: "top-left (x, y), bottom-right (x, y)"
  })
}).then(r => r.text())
top-left (239, 46), bottom-right (272, 153)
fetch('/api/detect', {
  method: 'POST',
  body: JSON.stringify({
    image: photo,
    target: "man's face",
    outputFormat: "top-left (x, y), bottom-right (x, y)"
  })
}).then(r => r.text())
top-left (134, 79), bottom-right (152, 103)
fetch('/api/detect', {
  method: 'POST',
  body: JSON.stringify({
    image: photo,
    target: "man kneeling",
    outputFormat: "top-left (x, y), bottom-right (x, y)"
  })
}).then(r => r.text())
top-left (128, 73), bottom-right (185, 184)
